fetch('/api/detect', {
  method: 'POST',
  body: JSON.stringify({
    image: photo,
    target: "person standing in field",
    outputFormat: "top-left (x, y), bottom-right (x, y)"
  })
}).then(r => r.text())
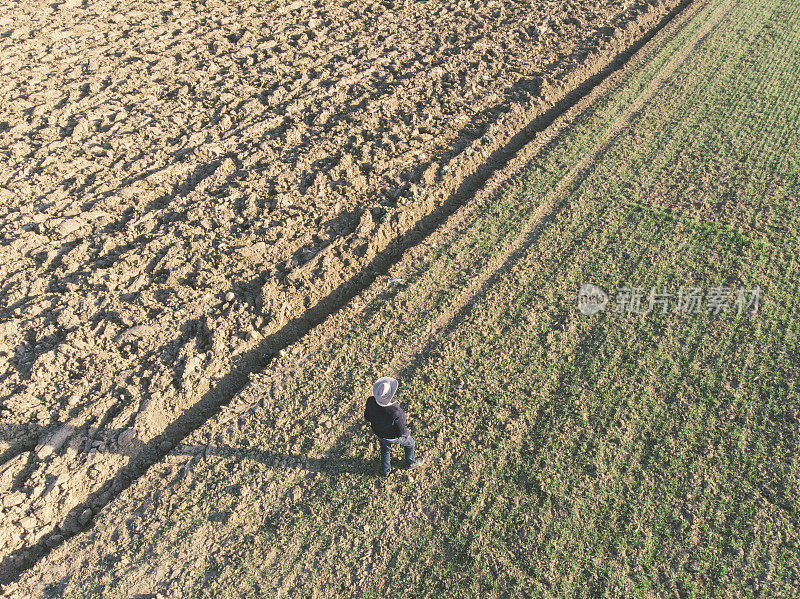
top-left (364, 376), bottom-right (425, 477)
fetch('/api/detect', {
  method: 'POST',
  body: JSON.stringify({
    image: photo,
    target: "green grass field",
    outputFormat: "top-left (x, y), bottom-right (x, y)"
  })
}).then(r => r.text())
top-left (51, 0), bottom-right (800, 596)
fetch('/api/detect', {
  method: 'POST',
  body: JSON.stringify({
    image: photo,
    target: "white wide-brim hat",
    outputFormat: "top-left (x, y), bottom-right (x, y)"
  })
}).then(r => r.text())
top-left (373, 376), bottom-right (399, 406)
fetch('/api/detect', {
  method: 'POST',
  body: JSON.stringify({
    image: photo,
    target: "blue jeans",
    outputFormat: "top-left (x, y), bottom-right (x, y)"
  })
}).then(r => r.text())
top-left (377, 435), bottom-right (415, 476)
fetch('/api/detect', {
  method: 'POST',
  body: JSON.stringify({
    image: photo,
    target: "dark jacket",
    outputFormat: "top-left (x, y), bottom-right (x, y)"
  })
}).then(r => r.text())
top-left (364, 395), bottom-right (410, 439)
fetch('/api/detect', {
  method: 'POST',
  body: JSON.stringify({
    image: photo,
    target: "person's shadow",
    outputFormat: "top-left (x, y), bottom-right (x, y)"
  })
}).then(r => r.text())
top-left (165, 415), bottom-right (405, 477)
top-left (175, 442), bottom-right (380, 476)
